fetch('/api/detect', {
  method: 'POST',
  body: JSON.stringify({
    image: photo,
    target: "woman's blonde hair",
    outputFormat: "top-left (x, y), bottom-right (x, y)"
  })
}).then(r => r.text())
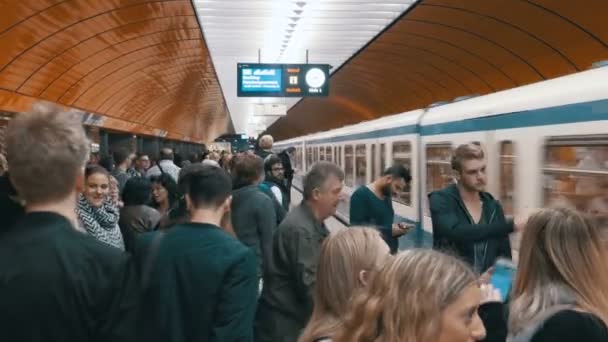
top-left (334, 249), bottom-right (477, 342)
top-left (510, 207), bottom-right (608, 333)
top-left (299, 228), bottom-right (389, 342)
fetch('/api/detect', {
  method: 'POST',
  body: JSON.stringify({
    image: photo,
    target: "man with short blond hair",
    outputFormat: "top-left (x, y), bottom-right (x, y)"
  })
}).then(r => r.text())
top-left (429, 143), bottom-right (526, 273)
top-left (0, 102), bottom-right (137, 341)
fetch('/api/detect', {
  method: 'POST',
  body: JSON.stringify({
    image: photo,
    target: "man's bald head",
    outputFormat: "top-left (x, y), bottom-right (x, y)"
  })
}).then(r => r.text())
top-left (160, 148), bottom-right (174, 161)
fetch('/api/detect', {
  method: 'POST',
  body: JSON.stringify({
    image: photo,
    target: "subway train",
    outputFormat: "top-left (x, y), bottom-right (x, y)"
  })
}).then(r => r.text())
top-left (274, 66), bottom-right (608, 255)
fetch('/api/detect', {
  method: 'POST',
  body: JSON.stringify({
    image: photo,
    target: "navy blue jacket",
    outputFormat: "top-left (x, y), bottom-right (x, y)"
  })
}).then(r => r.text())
top-left (429, 184), bottom-right (512, 272)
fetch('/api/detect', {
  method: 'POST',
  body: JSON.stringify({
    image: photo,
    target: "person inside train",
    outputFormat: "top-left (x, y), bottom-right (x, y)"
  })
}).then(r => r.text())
top-left (508, 207), bottom-right (608, 341)
top-left (256, 162), bottom-right (344, 342)
top-left (77, 166), bottom-right (125, 250)
top-left (0, 102), bottom-right (138, 341)
top-left (146, 147), bottom-right (180, 182)
top-left (230, 153), bottom-right (277, 289)
top-left (261, 154), bottom-right (290, 211)
top-left (119, 177), bottom-right (161, 252)
top-left (111, 147), bottom-right (134, 193)
top-left (298, 228), bottom-right (390, 342)
top-left (332, 249), bottom-right (490, 342)
top-left (349, 164), bottom-right (412, 254)
top-left (256, 134), bottom-right (274, 160)
top-left (133, 165), bottom-right (258, 342)
top-left (429, 143), bottom-right (526, 273)
top-left (150, 173), bottom-right (180, 220)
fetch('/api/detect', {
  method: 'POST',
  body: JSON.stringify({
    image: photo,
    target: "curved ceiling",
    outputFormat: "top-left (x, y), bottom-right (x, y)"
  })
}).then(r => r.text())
top-left (0, 0), bottom-right (230, 143)
top-left (268, 0), bottom-right (608, 140)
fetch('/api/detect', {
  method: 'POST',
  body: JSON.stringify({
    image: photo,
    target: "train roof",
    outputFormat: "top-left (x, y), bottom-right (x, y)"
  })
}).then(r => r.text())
top-left (276, 67), bottom-right (608, 146)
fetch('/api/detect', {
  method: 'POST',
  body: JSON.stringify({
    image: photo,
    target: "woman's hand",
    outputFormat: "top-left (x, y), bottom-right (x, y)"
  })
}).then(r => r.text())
top-left (479, 267), bottom-right (494, 285)
top-left (480, 283), bottom-right (502, 304)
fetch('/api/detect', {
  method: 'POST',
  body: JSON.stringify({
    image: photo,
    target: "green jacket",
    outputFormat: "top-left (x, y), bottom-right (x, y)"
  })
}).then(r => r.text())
top-left (134, 223), bottom-right (258, 342)
top-left (429, 184), bottom-right (512, 272)
top-left (255, 203), bottom-right (330, 342)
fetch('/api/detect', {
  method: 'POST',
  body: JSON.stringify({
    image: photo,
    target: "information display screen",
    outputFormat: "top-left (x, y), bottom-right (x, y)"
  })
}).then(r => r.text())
top-left (239, 65), bottom-right (283, 95)
top-left (237, 63), bottom-right (329, 97)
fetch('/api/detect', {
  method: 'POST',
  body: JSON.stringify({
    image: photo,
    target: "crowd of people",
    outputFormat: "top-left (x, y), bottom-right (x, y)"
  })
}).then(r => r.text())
top-left (0, 102), bottom-right (607, 342)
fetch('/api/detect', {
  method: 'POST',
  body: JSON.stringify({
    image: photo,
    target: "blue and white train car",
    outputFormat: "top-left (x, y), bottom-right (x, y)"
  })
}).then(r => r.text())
top-left (275, 66), bottom-right (608, 253)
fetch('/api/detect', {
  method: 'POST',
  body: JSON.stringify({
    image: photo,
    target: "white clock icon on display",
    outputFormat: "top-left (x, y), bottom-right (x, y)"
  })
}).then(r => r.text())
top-left (305, 68), bottom-right (326, 88)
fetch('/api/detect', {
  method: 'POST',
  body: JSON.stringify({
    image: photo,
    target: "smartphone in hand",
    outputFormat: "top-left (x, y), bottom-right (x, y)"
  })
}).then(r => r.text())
top-left (489, 258), bottom-right (516, 302)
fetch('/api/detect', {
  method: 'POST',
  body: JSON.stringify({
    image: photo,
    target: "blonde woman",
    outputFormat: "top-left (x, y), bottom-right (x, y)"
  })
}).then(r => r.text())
top-left (334, 249), bottom-right (487, 342)
top-left (298, 228), bottom-right (390, 342)
top-left (508, 207), bottom-right (608, 341)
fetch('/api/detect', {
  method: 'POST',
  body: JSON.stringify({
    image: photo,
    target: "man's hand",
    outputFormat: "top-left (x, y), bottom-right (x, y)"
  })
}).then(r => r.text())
top-left (392, 222), bottom-right (413, 237)
top-left (514, 214), bottom-right (529, 232)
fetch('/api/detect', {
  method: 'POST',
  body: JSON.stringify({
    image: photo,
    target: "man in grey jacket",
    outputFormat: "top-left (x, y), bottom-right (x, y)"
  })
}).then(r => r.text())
top-left (230, 153), bottom-right (277, 283)
top-left (255, 162), bottom-right (344, 342)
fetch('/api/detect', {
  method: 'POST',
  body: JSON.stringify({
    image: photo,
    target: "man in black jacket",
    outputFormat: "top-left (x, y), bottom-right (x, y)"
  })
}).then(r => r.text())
top-left (0, 103), bottom-right (138, 342)
top-left (135, 165), bottom-right (258, 342)
top-left (429, 143), bottom-right (526, 273)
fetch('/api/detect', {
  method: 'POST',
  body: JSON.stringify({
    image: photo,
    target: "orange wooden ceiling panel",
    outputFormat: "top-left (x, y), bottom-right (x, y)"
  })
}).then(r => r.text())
top-left (0, 0), bottom-right (230, 142)
top-left (18, 15), bottom-right (200, 93)
top-left (268, 0), bottom-right (608, 140)
top-left (428, 0), bottom-right (607, 74)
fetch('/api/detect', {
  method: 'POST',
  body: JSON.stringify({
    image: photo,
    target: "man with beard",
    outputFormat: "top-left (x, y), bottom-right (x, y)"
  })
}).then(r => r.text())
top-left (261, 154), bottom-right (290, 211)
top-left (349, 164), bottom-right (412, 254)
top-left (429, 143), bottom-right (526, 273)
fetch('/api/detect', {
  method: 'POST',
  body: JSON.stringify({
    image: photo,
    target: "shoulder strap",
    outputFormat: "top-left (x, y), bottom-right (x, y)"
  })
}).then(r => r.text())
top-left (507, 305), bottom-right (575, 342)
top-left (157, 162), bottom-right (166, 175)
top-left (141, 232), bottom-right (165, 290)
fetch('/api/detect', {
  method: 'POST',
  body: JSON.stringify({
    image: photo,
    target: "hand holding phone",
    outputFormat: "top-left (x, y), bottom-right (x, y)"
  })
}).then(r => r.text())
top-left (489, 258), bottom-right (516, 302)
top-left (480, 283), bottom-right (502, 304)
top-left (392, 222), bottom-right (413, 237)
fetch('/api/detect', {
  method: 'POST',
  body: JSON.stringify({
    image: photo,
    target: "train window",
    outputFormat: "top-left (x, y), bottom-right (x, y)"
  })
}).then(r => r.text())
top-left (294, 147), bottom-right (299, 171)
top-left (319, 146), bottom-right (325, 161)
top-left (306, 147), bottom-right (313, 170)
top-left (355, 144), bottom-right (367, 186)
top-left (380, 143), bottom-right (387, 173)
top-left (314, 146), bottom-right (319, 162)
top-left (298, 147), bottom-right (303, 172)
top-left (499, 141), bottom-right (515, 216)
top-left (326, 146), bottom-right (333, 162)
top-left (344, 145), bottom-right (354, 187)
top-left (335, 146), bottom-right (338, 164)
top-left (426, 143), bottom-right (454, 194)
top-left (392, 141), bottom-right (412, 205)
top-left (543, 136), bottom-right (608, 225)
top-left (337, 145), bottom-right (342, 168)
top-left (371, 144), bottom-right (378, 180)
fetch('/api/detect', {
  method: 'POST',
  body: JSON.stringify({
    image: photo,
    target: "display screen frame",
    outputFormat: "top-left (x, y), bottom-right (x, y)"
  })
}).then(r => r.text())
top-left (237, 63), bottom-right (330, 97)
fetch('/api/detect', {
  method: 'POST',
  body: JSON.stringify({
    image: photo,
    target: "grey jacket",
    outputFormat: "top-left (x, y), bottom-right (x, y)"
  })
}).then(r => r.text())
top-left (255, 203), bottom-right (330, 342)
top-left (231, 184), bottom-right (277, 278)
